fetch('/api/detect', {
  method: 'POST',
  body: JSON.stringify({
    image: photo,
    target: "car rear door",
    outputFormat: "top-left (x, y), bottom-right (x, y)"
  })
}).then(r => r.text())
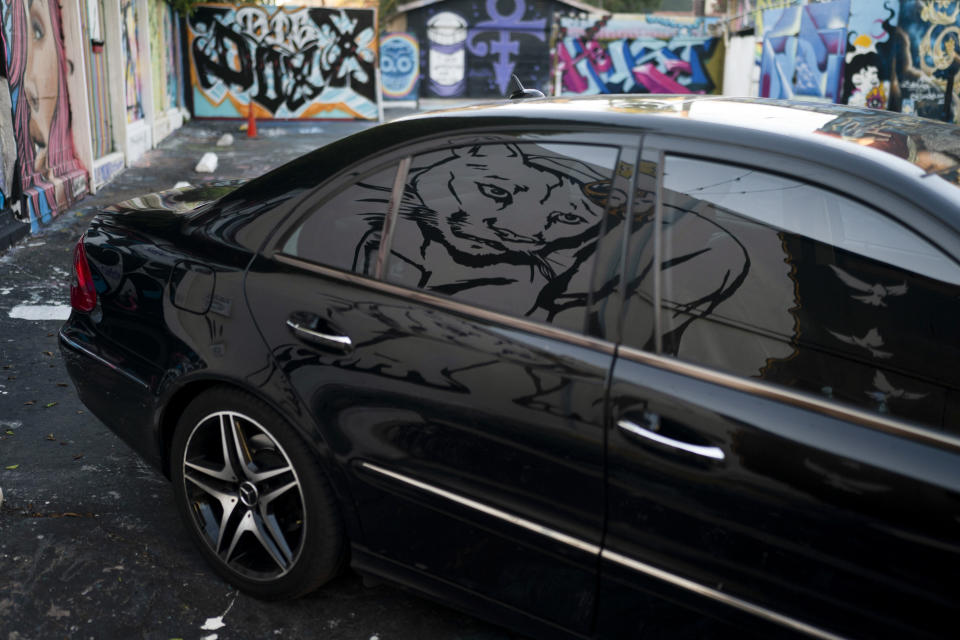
top-left (597, 138), bottom-right (960, 639)
top-left (245, 132), bottom-right (636, 635)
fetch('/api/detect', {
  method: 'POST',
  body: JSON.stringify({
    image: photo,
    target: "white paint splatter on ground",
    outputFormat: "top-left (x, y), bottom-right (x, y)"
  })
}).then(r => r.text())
top-left (8, 304), bottom-right (71, 320)
top-left (201, 593), bottom-right (237, 632)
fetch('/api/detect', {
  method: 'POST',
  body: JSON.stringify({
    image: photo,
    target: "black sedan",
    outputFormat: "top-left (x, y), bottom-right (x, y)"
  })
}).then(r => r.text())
top-left (61, 95), bottom-right (960, 640)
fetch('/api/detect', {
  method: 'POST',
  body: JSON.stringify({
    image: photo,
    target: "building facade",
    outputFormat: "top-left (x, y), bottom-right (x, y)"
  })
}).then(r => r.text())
top-left (0, 0), bottom-right (189, 248)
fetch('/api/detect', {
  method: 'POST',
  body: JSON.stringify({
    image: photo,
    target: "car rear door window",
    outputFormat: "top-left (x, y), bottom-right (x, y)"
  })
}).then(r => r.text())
top-left (281, 163), bottom-right (397, 276)
top-left (384, 142), bottom-right (620, 331)
top-left (626, 155), bottom-right (960, 430)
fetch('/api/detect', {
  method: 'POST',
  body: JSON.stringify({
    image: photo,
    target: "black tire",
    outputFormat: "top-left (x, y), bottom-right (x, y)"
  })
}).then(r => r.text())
top-left (170, 386), bottom-right (345, 599)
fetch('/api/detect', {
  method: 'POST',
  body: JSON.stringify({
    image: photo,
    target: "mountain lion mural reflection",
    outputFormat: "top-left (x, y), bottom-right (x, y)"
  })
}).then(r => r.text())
top-left (387, 142), bottom-right (620, 324)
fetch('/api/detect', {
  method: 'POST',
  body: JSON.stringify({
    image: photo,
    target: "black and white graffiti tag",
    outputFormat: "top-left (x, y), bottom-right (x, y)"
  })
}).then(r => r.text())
top-left (188, 5), bottom-right (376, 119)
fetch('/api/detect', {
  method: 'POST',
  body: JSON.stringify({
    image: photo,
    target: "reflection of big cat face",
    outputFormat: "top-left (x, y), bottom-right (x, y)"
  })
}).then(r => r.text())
top-left (408, 144), bottom-right (607, 260)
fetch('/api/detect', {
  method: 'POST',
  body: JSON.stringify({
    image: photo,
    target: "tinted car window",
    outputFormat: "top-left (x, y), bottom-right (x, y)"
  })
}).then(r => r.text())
top-left (385, 142), bottom-right (620, 331)
top-left (628, 155), bottom-right (960, 430)
top-left (282, 164), bottom-right (397, 275)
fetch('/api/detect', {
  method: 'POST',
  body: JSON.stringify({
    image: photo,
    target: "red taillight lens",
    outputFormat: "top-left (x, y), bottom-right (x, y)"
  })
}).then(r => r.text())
top-left (70, 238), bottom-right (98, 313)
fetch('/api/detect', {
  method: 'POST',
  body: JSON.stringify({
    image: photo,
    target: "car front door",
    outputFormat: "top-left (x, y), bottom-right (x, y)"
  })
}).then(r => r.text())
top-left (598, 141), bottom-right (960, 639)
top-left (246, 133), bottom-right (635, 635)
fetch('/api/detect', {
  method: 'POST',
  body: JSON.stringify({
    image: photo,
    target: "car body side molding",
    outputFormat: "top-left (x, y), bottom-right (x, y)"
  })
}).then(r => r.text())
top-left (599, 549), bottom-right (847, 640)
top-left (360, 461), bottom-right (848, 640)
top-left (59, 329), bottom-right (149, 389)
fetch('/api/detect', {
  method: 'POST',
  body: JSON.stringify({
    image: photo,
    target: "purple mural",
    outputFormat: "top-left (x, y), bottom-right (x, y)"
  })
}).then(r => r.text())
top-left (411, 0), bottom-right (557, 98)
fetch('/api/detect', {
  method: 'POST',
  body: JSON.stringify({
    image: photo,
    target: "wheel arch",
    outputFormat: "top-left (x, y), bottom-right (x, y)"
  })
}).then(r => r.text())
top-left (156, 376), bottom-right (366, 544)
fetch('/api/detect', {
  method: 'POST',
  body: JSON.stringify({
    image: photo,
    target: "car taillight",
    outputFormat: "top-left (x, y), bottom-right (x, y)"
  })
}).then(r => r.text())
top-left (70, 237), bottom-right (97, 312)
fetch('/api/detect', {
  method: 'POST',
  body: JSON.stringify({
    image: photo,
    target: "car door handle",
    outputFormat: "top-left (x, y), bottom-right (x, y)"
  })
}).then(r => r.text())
top-left (286, 312), bottom-right (353, 353)
top-left (617, 414), bottom-right (725, 461)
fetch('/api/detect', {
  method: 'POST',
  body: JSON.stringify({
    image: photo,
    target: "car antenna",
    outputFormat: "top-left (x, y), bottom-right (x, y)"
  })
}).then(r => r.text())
top-left (506, 74), bottom-right (545, 100)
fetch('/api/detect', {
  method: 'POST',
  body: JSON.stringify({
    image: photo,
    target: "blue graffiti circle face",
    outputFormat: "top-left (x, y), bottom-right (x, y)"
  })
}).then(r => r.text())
top-left (381, 35), bottom-right (419, 98)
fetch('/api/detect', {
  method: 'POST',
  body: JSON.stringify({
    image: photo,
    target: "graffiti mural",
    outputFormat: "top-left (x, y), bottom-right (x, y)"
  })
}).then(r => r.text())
top-left (121, 0), bottom-right (144, 122)
top-left (893, 0), bottom-right (960, 123)
top-left (166, 8), bottom-right (182, 109)
top-left (759, 1), bottom-right (850, 102)
top-left (187, 3), bottom-right (377, 120)
top-left (0, 65), bottom-right (17, 215)
top-left (2, 0), bottom-right (88, 229)
top-left (381, 33), bottom-right (419, 100)
top-left (81, 0), bottom-right (114, 159)
top-left (150, 0), bottom-right (169, 118)
top-left (842, 0), bottom-right (899, 109)
top-left (555, 15), bottom-right (723, 95)
top-left (410, 0), bottom-right (555, 98)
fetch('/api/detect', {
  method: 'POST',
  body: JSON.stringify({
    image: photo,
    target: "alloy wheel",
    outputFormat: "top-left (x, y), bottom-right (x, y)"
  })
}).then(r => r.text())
top-left (181, 410), bottom-right (306, 581)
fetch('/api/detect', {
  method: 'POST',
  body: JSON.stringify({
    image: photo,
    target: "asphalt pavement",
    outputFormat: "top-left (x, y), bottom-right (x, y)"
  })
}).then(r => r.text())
top-left (0, 114), bottom-right (519, 639)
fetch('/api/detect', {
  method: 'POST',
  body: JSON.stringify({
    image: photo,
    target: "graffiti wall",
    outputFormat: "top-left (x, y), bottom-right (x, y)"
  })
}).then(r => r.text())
top-left (759, 1), bottom-right (850, 102)
top-left (81, 0), bottom-right (114, 160)
top-left (0, 61), bottom-right (18, 217)
top-left (187, 3), bottom-right (378, 120)
top-left (841, 0), bottom-right (899, 109)
top-left (121, 0), bottom-right (145, 122)
top-left (381, 32), bottom-right (419, 100)
top-left (555, 14), bottom-right (723, 95)
top-left (166, 8), bottom-right (182, 110)
top-left (894, 0), bottom-right (960, 123)
top-left (408, 0), bottom-right (559, 98)
top-left (150, 0), bottom-right (168, 118)
top-left (2, 0), bottom-right (88, 230)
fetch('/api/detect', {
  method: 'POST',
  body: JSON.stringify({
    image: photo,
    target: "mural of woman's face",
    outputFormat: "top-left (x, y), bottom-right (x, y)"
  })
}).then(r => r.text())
top-left (23, 0), bottom-right (60, 174)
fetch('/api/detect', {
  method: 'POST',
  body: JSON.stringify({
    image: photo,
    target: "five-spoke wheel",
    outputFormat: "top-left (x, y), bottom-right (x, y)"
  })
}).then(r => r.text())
top-left (171, 388), bottom-right (344, 599)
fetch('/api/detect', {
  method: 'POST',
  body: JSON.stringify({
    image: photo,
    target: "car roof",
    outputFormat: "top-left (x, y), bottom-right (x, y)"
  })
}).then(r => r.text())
top-left (398, 95), bottom-right (960, 190)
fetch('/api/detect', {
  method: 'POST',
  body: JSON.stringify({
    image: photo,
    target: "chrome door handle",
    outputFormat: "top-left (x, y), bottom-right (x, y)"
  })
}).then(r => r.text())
top-left (286, 313), bottom-right (353, 353)
top-left (617, 415), bottom-right (725, 461)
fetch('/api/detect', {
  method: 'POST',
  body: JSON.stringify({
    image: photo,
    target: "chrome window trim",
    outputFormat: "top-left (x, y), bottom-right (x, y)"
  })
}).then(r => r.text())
top-left (274, 253), bottom-right (617, 356)
top-left (375, 156), bottom-right (411, 280)
top-left (600, 549), bottom-right (847, 640)
top-left (652, 150), bottom-right (664, 354)
top-left (274, 252), bottom-right (960, 452)
top-left (360, 461), bottom-right (846, 640)
top-left (617, 344), bottom-right (960, 453)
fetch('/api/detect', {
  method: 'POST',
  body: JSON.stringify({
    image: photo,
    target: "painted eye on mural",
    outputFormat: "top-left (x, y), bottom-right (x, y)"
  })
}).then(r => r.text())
top-left (476, 182), bottom-right (513, 208)
top-left (397, 58), bottom-right (413, 73)
top-left (548, 211), bottom-right (588, 226)
top-left (31, 17), bottom-right (44, 41)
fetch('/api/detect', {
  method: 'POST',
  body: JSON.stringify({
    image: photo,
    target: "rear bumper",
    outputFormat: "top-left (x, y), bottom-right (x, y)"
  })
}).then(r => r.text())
top-left (59, 320), bottom-right (165, 472)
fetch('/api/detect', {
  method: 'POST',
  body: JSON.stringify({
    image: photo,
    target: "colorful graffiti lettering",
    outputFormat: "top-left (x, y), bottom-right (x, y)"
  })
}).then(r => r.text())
top-left (842, 0), bottom-right (899, 109)
top-left (759, 1), bottom-right (850, 102)
top-left (555, 15), bottom-right (722, 95)
top-left (381, 33), bottom-right (419, 100)
top-left (894, 0), bottom-right (960, 123)
top-left (187, 3), bottom-right (377, 120)
top-left (2, 0), bottom-right (87, 230)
